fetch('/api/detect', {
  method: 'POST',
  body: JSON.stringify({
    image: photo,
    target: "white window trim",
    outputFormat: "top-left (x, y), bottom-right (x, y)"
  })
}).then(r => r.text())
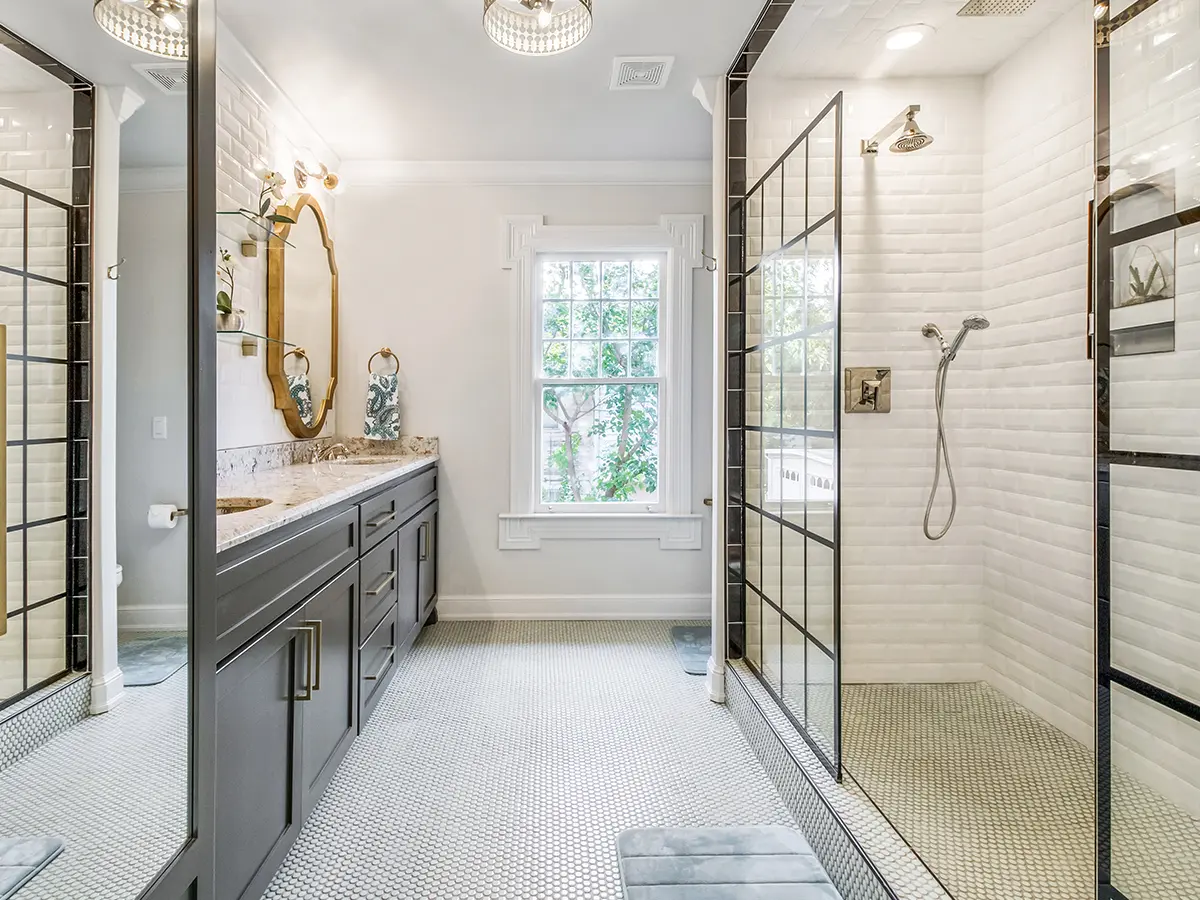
top-left (499, 214), bottom-right (705, 551)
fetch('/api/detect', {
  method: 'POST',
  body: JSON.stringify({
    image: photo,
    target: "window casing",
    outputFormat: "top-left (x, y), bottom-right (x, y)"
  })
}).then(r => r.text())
top-left (499, 215), bottom-right (705, 550)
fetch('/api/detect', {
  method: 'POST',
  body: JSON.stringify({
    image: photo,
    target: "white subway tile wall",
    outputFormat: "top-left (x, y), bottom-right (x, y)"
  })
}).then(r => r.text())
top-left (215, 69), bottom-right (336, 450)
top-left (0, 90), bottom-right (73, 700)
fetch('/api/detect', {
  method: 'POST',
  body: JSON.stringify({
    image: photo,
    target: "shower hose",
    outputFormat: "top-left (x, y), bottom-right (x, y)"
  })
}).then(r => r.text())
top-left (923, 355), bottom-right (957, 541)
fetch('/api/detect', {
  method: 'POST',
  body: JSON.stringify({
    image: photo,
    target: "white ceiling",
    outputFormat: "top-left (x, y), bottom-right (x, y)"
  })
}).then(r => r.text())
top-left (217, 0), bottom-right (760, 162)
top-left (0, 0), bottom-right (187, 169)
top-left (757, 0), bottom-right (1082, 79)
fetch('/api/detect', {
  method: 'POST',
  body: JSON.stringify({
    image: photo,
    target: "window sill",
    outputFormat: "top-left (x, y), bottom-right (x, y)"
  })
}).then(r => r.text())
top-left (498, 513), bottom-right (704, 551)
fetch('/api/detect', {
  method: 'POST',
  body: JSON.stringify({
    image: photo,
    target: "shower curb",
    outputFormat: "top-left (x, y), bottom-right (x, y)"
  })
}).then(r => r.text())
top-left (726, 661), bottom-right (951, 900)
top-left (0, 674), bottom-right (90, 772)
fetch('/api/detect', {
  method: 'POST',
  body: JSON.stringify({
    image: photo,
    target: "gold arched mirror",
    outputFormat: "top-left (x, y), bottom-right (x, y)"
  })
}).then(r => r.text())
top-left (267, 193), bottom-right (339, 437)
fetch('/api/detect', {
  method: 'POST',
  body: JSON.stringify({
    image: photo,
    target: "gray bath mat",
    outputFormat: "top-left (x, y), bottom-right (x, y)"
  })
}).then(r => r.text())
top-left (617, 827), bottom-right (841, 899)
top-left (670, 625), bottom-right (710, 676)
top-left (0, 838), bottom-right (63, 899)
top-left (118, 633), bottom-right (188, 686)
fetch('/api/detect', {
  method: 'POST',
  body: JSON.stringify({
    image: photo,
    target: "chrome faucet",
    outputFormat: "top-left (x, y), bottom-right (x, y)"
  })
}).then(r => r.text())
top-left (312, 442), bottom-right (350, 464)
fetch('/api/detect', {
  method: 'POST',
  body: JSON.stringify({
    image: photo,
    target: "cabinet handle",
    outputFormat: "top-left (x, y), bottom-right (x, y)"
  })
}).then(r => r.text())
top-left (366, 510), bottom-right (396, 530)
top-left (419, 522), bottom-right (429, 562)
top-left (365, 571), bottom-right (395, 597)
top-left (291, 625), bottom-right (317, 701)
top-left (302, 619), bottom-right (323, 691)
top-left (364, 646), bottom-right (395, 681)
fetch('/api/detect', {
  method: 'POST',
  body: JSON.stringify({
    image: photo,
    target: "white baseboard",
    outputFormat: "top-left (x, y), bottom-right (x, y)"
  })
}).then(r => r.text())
top-left (118, 605), bottom-right (187, 632)
top-left (90, 667), bottom-right (125, 714)
top-left (437, 594), bottom-right (710, 620)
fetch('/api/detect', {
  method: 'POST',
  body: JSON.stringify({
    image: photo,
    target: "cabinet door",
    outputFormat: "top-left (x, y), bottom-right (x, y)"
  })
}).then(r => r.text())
top-left (300, 564), bottom-right (359, 817)
top-left (396, 514), bottom-right (421, 641)
top-left (417, 500), bottom-right (438, 621)
top-left (215, 606), bottom-right (309, 900)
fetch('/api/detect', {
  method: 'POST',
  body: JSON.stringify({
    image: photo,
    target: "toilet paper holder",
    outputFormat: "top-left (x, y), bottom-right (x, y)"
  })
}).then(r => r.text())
top-left (171, 508), bottom-right (188, 520)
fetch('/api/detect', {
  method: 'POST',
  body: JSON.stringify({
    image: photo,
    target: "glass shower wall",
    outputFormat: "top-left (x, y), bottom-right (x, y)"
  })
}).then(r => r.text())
top-left (731, 91), bottom-right (843, 775)
top-left (0, 34), bottom-right (91, 707)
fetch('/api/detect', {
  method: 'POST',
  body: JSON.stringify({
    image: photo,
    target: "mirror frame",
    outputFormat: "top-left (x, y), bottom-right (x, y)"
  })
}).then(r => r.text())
top-left (266, 192), bottom-right (340, 438)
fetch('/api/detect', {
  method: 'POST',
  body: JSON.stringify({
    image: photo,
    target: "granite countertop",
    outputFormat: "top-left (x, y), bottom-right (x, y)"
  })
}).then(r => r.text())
top-left (216, 454), bottom-right (439, 555)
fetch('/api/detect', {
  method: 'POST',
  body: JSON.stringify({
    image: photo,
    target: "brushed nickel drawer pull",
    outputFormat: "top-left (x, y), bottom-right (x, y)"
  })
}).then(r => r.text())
top-left (366, 510), bottom-right (396, 529)
top-left (418, 522), bottom-right (429, 562)
top-left (365, 571), bottom-right (396, 597)
top-left (302, 619), bottom-right (323, 691)
top-left (364, 647), bottom-right (395, 681)
top-left (291, 625), bottom-right (317, 701)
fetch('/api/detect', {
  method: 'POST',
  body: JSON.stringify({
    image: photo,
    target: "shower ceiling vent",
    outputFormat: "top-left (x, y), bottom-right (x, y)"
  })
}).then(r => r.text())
top-left (610, 56), bottom-right (674, 91)
top-left (133, 62), bottom-right (189, 95)
top-left (956, 0), bottom-right (1036, 14)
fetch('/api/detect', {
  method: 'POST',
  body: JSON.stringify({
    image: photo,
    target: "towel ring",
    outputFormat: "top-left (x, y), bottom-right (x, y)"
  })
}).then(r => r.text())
top-left (284, 347), bottom-right (310, 375)
top-left (368, 347), bottom-right (400, 375)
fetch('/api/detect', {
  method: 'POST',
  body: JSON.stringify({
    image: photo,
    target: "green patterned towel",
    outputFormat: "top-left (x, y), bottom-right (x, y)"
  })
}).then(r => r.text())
top-left (365, 372), bottom-right (400, 440)
top-left (287, 373), bottom-right (315, 427)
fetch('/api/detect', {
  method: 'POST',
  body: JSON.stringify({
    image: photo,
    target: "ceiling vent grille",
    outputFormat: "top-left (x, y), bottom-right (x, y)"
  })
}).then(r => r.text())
top-left (610, 56), bottom-right (674, 91)
top-left (956, 0), bottom-right (1036, 15)
top-left (133, 62), bottom-right (189, 95)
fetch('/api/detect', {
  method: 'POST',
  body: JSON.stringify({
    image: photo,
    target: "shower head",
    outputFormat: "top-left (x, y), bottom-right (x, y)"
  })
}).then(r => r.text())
top-left (862, 105), bottom-right (934, 155)
top-left (890, 111), bottom-right (934, 153)
top-left (946, 314), bottom-right (990, 360)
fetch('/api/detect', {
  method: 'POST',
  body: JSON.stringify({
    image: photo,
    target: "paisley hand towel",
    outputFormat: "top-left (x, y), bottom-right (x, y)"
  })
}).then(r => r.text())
top-left (364, 372), bottom-right (401, 440)
top-left (287, 373), bottom-right (315, 427)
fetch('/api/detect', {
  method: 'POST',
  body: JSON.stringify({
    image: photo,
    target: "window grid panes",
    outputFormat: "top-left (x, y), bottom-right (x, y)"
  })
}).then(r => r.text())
top-left (538, 256), bottom-right (664, 509)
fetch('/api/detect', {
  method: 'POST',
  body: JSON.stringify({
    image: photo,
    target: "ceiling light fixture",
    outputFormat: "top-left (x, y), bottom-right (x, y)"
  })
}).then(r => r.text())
top-left (94, 0), bottom-right (188, 59)
top-left (483, 0), bottom-right (593, 56)
top-left (884, 24), bottom-right (934, 51)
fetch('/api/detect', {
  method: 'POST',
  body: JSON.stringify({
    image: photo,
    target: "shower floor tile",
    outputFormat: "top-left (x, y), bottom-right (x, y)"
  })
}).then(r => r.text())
top-left (263, 620), bottom-right (794, 900)
top-left (843, 682), bottom-right (1200, 900)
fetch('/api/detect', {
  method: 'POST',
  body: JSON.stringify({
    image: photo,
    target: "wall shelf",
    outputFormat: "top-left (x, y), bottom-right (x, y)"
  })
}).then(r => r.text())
top-left (217, 209), bottom-right (295, 248)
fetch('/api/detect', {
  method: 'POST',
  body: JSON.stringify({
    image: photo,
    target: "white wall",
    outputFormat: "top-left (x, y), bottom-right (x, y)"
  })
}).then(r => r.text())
top-left (214, 66), bottom-right (339, 450)
top-left (115, 188), bottom-right (189, 631)
top-left (979, 0), bottom-right (1095, 745)
top-left (336, 182), bottom-right (714, 615)
top-left (747, 77), bottom-right (987, 683)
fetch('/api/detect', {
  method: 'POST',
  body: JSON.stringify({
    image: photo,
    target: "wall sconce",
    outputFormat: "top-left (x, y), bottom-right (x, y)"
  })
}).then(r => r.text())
top-left (294, 158), bottom-right (340, 191)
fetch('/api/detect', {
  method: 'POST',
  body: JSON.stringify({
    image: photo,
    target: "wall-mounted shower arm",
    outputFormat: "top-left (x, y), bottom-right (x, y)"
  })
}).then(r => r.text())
top-left (861, 105), bottom-right (921, 155)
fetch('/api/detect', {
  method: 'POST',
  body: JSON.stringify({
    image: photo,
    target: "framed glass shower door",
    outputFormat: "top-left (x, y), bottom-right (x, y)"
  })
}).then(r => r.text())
top-left (727, 92), bottom-right (843, 777)
top-left (1094, 0), bottom-right (1200, 895)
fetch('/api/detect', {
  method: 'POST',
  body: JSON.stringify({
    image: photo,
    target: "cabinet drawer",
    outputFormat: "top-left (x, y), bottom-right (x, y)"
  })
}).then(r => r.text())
top-left (359, 532), bottom-right (399, 641)
top-left (359, 606), bottom-right (399, 726)
top-left (359, 468), bottom-right (436, 553)
top-left (216, 507), bottom-right (358, 661)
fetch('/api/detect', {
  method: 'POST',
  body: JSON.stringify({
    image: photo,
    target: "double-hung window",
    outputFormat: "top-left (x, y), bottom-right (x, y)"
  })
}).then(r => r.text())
top-left (536, 255), bottom-right (666, 512)
top-left (500, 215), bottom-right (705, 550)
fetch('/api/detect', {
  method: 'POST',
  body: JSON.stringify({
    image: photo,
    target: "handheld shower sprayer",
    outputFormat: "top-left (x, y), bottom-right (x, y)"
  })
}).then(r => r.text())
top-left (921, 315), bottom-right (990, 541)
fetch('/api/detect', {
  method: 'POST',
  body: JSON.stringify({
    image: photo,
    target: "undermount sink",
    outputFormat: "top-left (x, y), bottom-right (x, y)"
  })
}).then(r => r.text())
top-left (217, 496), bottom-right (273, 515)
top-left (329, 456), bottom-right (408, 467)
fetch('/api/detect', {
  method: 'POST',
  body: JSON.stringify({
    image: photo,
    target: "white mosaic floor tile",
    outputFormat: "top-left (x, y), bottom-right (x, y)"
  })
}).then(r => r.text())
top-left (0, 670), bottom-right (188, 900)
top-left (263, 620), bottom-right (794, 900)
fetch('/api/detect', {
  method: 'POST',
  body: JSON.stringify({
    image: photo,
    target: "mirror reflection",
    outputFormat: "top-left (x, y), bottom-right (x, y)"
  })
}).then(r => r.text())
top-left (271, 195), bottom-right (337, 435)
top-left (0, 3), bottom-right (190, 898)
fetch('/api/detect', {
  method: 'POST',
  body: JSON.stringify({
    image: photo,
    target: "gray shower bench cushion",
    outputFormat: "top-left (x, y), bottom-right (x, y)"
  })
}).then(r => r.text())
top-left (616, 826), bottom-right (843, 899)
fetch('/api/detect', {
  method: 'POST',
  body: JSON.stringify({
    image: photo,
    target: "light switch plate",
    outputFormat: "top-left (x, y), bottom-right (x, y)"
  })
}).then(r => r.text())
top-left (152, 416), bottom-right (168, 440)
top-left (844, 367), bottom-right (892, 413)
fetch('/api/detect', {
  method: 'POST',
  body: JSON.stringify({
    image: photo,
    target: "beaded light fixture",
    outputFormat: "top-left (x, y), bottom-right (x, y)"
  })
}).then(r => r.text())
top-left (94, 0), bottom-right (188, 60)
top-left (483, 0), bottom-right (593, 56)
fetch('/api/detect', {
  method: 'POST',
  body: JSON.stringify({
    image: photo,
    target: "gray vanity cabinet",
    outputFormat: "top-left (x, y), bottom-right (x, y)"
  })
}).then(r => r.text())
top-left (300, 564), bottom-right (360, 817)
top-left (214, 462), bottom-right (438, 900)
top-left (214, 603), bottom-right (308, 900)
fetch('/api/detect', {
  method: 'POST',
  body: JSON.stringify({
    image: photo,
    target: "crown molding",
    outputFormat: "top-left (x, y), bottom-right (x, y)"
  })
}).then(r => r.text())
top-left (341, 159), bottom-right (713, 187)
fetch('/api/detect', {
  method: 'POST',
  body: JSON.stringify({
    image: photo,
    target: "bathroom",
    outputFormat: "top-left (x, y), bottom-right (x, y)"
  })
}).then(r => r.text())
top-left (0, 1), bottom-right (1195, 900)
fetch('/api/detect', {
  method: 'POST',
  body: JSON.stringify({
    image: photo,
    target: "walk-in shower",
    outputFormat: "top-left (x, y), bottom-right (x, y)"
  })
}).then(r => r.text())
top-left (920, 315), bottom-right (988, 541)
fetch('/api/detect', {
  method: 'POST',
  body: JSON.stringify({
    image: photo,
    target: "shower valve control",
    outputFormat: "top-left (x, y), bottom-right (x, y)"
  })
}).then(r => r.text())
top-left (845, 367), bottom-right (892, 413)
